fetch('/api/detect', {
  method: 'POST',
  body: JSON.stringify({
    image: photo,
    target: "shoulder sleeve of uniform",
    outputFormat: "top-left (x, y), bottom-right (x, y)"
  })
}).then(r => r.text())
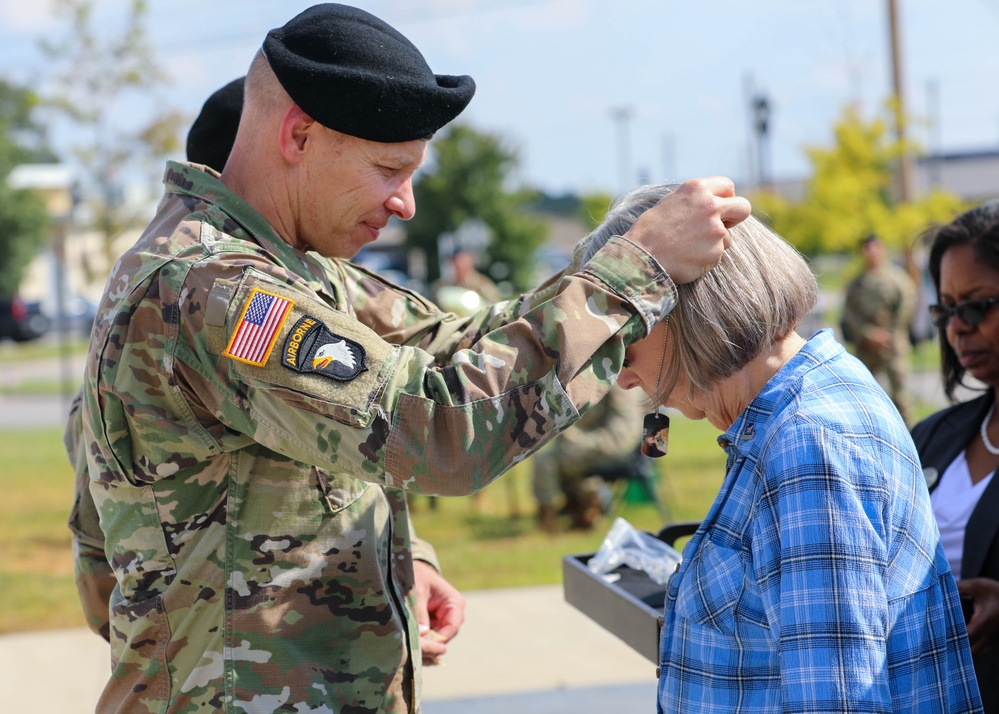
top-left (199, 267), bottom-right (400, 431)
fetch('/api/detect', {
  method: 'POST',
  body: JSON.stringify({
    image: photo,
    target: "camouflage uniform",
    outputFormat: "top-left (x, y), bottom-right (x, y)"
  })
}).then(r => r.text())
top-left (75, 162), bottom-right (675, 713)
top-left (842, 262), bottom-right (916, 424)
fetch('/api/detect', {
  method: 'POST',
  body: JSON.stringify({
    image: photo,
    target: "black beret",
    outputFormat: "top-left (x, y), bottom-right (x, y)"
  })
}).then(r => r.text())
top-left (186, 77), bottom-right (245, 170)
top-left (262, 3), bottom-right (475, 143)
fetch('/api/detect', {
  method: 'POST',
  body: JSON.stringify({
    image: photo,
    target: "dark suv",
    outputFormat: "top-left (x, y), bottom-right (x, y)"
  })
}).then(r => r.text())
top-left (0, 295), bottom-right (49, 342)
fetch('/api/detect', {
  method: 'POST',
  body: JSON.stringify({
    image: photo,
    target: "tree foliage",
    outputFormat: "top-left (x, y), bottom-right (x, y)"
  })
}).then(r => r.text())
top-left (578, 191), bottom-right (615, 232)
top-left (752, 104), bottom-right (968, 256)
top-left (406, 124), bottom-right (546, 290)
top-left (39, 0), bottom-right (184, 267)
top-left (0, 80), bottom-right (52, 297)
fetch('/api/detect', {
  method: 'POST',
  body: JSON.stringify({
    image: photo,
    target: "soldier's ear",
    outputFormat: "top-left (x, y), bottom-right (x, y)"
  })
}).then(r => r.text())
top-left (277, 104), bottom-right (315, 164)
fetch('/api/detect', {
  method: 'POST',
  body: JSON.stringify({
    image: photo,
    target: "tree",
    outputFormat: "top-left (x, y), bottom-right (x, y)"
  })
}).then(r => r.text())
top-left (406, 124), bottom-right (546, 290)
top-left (752, 104), bottom-right (968, 256)
top-left (39, 0), bottom-right (185, 269)
top-left (0, 80), bottom-right (53, 297)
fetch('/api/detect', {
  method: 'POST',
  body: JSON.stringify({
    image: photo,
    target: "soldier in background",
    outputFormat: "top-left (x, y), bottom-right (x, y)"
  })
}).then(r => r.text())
top-left (531, 384), bottom-right (647, 532)
top-left (842, 234), bottom-right (916, 425)
top-left (444, 248), bottom-right (502, 301)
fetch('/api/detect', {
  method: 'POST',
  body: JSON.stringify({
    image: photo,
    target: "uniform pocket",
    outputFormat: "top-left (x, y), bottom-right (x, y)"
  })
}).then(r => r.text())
top-left (315, 466), bottom-right (369, 514)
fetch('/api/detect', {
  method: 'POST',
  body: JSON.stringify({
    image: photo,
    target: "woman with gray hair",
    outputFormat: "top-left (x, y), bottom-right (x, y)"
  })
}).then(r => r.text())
top-left (595, 185), bottom-right (982, 712)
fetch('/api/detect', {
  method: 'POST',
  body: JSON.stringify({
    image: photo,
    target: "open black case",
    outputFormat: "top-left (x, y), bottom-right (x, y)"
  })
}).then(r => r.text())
top-left (562, 520), bottom-right (700, 663)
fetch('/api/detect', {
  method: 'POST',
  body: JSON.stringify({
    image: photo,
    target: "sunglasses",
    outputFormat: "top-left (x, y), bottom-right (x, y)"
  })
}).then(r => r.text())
top-left (928, 296), bottom-right (999, 330)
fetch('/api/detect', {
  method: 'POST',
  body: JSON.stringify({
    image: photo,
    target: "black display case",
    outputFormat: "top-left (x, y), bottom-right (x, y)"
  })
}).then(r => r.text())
top-left (562, 521), bottom-right (700, 663)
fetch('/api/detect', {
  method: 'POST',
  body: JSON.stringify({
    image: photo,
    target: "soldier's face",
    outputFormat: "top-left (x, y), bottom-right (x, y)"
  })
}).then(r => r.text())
top-left (299, 129), bottom-right (426, 258)
top-left (940, 242), bottom-right (999, 387)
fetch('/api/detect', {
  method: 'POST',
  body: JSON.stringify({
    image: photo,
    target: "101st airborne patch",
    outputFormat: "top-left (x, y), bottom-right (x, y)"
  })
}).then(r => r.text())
top-left (282, 315), bottom-right (368, 381)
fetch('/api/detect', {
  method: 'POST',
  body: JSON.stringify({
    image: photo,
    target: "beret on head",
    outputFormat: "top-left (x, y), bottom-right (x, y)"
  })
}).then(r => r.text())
top-left (263, 3), bottom-right (475, 143)
top-left (186, 77), bottom-right (245, 170)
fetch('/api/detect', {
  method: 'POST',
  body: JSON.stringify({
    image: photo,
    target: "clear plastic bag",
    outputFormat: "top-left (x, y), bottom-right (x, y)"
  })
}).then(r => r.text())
top-left (587, 517), bottom-right (682, 585)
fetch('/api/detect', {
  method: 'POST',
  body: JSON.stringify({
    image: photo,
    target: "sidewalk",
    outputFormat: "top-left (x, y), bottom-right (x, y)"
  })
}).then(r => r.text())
top-left (0, 586), bottom-right (657, 713)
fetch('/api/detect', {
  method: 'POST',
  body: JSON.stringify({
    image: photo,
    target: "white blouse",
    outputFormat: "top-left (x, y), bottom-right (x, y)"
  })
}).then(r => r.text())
top-left (930, 450), bottom-right (994, 580)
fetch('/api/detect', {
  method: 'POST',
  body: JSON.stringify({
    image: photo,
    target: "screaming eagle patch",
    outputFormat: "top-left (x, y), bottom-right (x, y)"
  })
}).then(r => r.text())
top-left (282, 315), bottom-right (368, 381)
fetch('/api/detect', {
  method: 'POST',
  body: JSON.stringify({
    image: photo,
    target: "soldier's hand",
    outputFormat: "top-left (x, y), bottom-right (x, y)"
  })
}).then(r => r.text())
top-left (863, 326), bottom-right (893, 352)
top-left (413, 559), bottom-right (466, 665)
top-left (623, 177), bottom-right (751, 285)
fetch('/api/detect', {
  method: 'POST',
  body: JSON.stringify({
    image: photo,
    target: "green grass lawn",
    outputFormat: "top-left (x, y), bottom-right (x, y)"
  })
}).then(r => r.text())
top-left (0, 417), bottom-right (729, 634)
top-left (0, 427), bottom-right (82, 633)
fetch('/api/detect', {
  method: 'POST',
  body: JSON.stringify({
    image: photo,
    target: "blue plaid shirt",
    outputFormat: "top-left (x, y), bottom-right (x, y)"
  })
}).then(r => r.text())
top-left (658, 330), bottom-right (982, 713)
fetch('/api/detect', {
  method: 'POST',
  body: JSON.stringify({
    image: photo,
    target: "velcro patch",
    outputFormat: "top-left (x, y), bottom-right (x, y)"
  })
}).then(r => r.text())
top-left (224, 288), bottom-right (295, 366)
top-left (282, 315), bottom-right (368, 381)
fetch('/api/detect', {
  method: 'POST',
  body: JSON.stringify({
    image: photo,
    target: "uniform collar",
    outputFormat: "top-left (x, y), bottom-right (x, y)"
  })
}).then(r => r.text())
top-left (162, 161), bottom-right (336, 296)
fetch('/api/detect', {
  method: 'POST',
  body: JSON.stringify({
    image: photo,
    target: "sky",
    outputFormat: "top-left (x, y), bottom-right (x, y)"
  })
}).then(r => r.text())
top-left (2, 0), bottom-right (999, 199)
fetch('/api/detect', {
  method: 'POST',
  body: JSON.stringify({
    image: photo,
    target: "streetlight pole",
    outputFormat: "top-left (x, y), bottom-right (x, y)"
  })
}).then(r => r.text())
top-left (752, 93), bottom-right (772, 191)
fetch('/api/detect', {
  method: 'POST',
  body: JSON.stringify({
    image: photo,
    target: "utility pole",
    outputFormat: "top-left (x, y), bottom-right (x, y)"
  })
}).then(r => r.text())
top-left (661, 133), bottom-right (676, 183)
top-left (752, 92), bottom-right (773, 192)
top-left (609, 106), bottom-right (634, 195)
top-left (927, 79), bottom-right (942, 188)
top-left (888, 0), bottom-right (915, 203)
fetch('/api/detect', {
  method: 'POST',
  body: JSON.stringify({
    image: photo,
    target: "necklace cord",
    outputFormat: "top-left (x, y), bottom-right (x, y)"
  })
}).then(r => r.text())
top-left (651, 314), bottom-right (670, 405)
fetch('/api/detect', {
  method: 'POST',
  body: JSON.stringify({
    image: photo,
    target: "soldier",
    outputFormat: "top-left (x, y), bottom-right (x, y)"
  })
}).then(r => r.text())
top-left (433, 247), bottom-right (503, 310)
top-left (842, 234), bottom-right (917, 425)
top-left (531, 383), bottom-right (647, 531)
top-left (67, 72), bottom-right (463, 679)
top-left (74, 4), bottom-right (750, 713)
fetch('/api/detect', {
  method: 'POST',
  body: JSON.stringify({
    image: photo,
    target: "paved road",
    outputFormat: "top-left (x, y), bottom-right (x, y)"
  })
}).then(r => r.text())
top-left (0, 351), bottom-right (83, 429)
top-left (0, 586), bottom-right (657, 713)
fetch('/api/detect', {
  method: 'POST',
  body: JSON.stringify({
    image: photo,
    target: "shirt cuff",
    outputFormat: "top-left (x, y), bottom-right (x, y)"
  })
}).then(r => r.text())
top-left (412, 536), bottom-right (442, 573)
top-left (582, 235), bottom-right (677, 335)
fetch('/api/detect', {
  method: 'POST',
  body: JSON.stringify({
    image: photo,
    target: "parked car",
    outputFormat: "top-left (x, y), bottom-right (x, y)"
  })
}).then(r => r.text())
top-left (38, 292), bottom-right (98, 338)
top-left (0, 295), bottom-right (50, 342)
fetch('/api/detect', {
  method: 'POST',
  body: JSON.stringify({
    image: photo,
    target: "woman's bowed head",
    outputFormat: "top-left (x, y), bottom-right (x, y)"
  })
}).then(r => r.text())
top-left (583, 183), bottom-right (818, 422)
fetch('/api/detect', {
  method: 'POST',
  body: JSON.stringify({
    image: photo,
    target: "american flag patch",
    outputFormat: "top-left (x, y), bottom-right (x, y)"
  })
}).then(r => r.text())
top-left (224, 288), bottom-right (294, 366)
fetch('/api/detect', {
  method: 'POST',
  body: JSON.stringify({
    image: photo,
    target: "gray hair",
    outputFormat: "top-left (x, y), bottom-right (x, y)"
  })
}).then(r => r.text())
top-left (584, 184), bottom-right (818, 400)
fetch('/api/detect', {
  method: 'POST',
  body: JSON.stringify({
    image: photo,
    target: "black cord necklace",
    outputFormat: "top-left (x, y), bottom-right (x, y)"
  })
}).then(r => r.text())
top-left (641, 315), bottom-right (670, 458)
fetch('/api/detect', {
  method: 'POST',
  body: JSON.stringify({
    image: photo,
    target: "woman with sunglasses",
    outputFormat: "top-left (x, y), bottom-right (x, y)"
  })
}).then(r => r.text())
top-left (911, 201), bottom-right (999, 712)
